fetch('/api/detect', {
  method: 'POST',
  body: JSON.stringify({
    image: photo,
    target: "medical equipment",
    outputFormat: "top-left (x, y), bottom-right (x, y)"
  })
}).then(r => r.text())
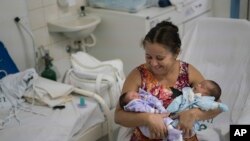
top-left (180, 17), bottom-right (250, 141)
top-left (87, 0), bottom-right (212, 75)
top-left (41, 50), bottom-right (57, 81)
top-left (79, 6), bottom-right (86, 17)
top-left (14, 17), bottom-right (38, 71)
top-left (78, 96), bottom-right (87, 107)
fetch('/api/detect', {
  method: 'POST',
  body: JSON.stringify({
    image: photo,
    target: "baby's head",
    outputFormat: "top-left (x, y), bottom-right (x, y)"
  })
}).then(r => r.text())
top-left (119, 91), bottom-right (141, 109)
top-left (193, 80), bottom-right (221, 101)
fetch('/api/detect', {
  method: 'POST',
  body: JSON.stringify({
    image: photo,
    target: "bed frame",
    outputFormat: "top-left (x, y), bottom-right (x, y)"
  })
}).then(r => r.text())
top-left (74, 88), bottom-right (114, 141)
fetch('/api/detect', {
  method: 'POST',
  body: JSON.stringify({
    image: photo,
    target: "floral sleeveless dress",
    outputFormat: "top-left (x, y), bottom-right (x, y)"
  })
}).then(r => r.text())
top-left (130, 61), bottom-right (190, 141)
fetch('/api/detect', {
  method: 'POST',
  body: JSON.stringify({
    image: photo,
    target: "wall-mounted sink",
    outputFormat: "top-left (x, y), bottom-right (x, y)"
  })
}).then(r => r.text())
top-left (47, 14), bottom-right (101, 40)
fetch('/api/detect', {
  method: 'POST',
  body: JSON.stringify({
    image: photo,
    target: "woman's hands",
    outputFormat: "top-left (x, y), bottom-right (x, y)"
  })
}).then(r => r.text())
top-left (173, 109), bottom-right (197, 138)
top-left (172, 107), bottom-right (221, 138)
top-left (146, 113), bottom-right (169, 139)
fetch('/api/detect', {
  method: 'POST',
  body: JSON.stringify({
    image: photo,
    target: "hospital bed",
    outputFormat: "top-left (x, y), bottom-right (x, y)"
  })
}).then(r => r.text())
top-left (180, 17), bottom-right (250, 141)
top-left (0, 78), bottom-right (113, 141)
top-left (0, 43), bottom-right (115, 141)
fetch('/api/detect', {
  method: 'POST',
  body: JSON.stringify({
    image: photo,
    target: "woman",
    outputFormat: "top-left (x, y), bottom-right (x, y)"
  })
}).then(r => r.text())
top-left (114, 21), bottom-right (221, 141)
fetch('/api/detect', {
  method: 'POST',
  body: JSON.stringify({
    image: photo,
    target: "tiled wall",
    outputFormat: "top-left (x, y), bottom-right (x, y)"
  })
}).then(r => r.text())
top-left (0, 0), bottom-right (33, 71)
top-left (26, 0), bottom-right (87, 81)
top-left (2, 0), bottom-right (230, 81)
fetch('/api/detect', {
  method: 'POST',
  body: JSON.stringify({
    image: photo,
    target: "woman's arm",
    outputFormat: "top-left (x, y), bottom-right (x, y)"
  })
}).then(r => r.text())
top-left (177, 108), bottom-right (221, 135)
top-left (115, 103), bottom-right (169, 139)
top-left (188, 64), bottom-right (204, 87)
top-left (177, 64), bottom-right (222, 137)
top-left (115, 68), bottom-right (145, 127)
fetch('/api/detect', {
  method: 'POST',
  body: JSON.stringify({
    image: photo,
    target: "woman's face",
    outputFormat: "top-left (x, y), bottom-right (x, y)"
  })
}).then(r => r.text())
top-left (144, 42), bottom-right (177, 75)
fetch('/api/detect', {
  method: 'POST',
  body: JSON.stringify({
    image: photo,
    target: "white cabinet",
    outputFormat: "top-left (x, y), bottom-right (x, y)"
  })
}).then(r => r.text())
top-left (182, 0), bottom-right (213, 35)
top-left (87, 0), bottom-right (212, 75)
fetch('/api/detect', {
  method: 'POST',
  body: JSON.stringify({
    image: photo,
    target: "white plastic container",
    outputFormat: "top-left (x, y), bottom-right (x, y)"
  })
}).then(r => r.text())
top-left (87, 0), bottom-right (158, 13)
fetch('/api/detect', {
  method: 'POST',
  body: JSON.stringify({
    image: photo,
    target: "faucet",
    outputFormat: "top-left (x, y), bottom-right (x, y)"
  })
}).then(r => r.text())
top-left (79, 6), bottom-right (86, 17)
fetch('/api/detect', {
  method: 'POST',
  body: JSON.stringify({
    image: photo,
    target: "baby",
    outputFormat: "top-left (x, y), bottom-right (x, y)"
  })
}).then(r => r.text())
top-left (166, 80), bottom-right (229, 132)
top-left (119, 88), bottom-right (183, 141)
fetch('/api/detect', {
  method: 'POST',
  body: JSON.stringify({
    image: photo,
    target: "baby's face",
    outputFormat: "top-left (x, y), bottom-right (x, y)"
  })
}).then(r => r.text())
top-left (125, 91), bottom-right (141, 103)
top-left (193, 80), bottom-right (210, 96)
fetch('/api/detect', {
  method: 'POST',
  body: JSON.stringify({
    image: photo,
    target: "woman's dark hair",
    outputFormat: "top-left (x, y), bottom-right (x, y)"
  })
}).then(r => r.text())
top-left (142, 21), bottom-right (181, 55)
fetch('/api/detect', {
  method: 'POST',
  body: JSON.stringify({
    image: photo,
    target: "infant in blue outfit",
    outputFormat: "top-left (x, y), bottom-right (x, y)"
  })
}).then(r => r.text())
top-left (166, 80), bottom-right (229, 132)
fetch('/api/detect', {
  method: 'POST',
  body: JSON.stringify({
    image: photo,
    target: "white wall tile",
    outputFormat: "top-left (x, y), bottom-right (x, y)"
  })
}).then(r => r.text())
top-left (50, 41), bottom-right (70, 60)
top-left (58, 6), bottom-right (71, 17)
top-left (43, 0), bottom-right (57, 6)
top-left (0, 0), bottom-right (33, 70)
top-left (0, 1), bottom-right (27, 22)
top-left (33, 27), bottom-right (51, 46)
top-left (26, 0), bottom-right (88, 74)
top-left (68, 5), bottom-right (78, 15)
top-left (29, 8), bottom-right (46, 29)
top-left (53, 57), bottom-right (71, 82)
top-left (49, 32), bottom-right (67, 44)
top-left (44, 4), bottom-right (59, 21)
top-left (82, 0), bottom-right (87, 6)
top-left (75, 0), bottom-right (85, 6)
top-left (27, 0), bottom-right (43, 10)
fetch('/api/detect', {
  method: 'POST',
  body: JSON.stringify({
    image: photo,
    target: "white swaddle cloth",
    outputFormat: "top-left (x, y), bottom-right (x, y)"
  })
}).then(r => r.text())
top-left (34, 77), bottom-right (73, 99)
top-left (24, 77), bottom-right (74, 107)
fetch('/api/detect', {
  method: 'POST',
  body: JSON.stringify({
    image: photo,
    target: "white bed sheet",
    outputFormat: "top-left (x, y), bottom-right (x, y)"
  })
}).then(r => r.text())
top-left (0, 96), bottom-right (105, 141)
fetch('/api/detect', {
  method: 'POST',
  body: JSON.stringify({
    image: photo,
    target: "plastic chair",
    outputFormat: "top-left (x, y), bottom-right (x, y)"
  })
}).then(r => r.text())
top-left (180, 17), bottom-right (250, 141)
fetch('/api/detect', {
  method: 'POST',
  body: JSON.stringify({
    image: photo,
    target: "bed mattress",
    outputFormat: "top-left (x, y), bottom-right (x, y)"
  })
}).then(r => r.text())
top-left (0, 96), bottom-right (105, 141)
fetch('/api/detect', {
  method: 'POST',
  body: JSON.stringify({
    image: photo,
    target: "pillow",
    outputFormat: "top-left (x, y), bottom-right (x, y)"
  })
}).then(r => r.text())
top-left (0, 41), bottom-right (19, 79)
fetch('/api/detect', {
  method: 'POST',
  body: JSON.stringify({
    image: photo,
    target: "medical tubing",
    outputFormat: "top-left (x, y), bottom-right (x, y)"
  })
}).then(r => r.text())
top-left (83, 34), bottom-right (97, 48)
top-left (14, 17), bottom-right (38, 71)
